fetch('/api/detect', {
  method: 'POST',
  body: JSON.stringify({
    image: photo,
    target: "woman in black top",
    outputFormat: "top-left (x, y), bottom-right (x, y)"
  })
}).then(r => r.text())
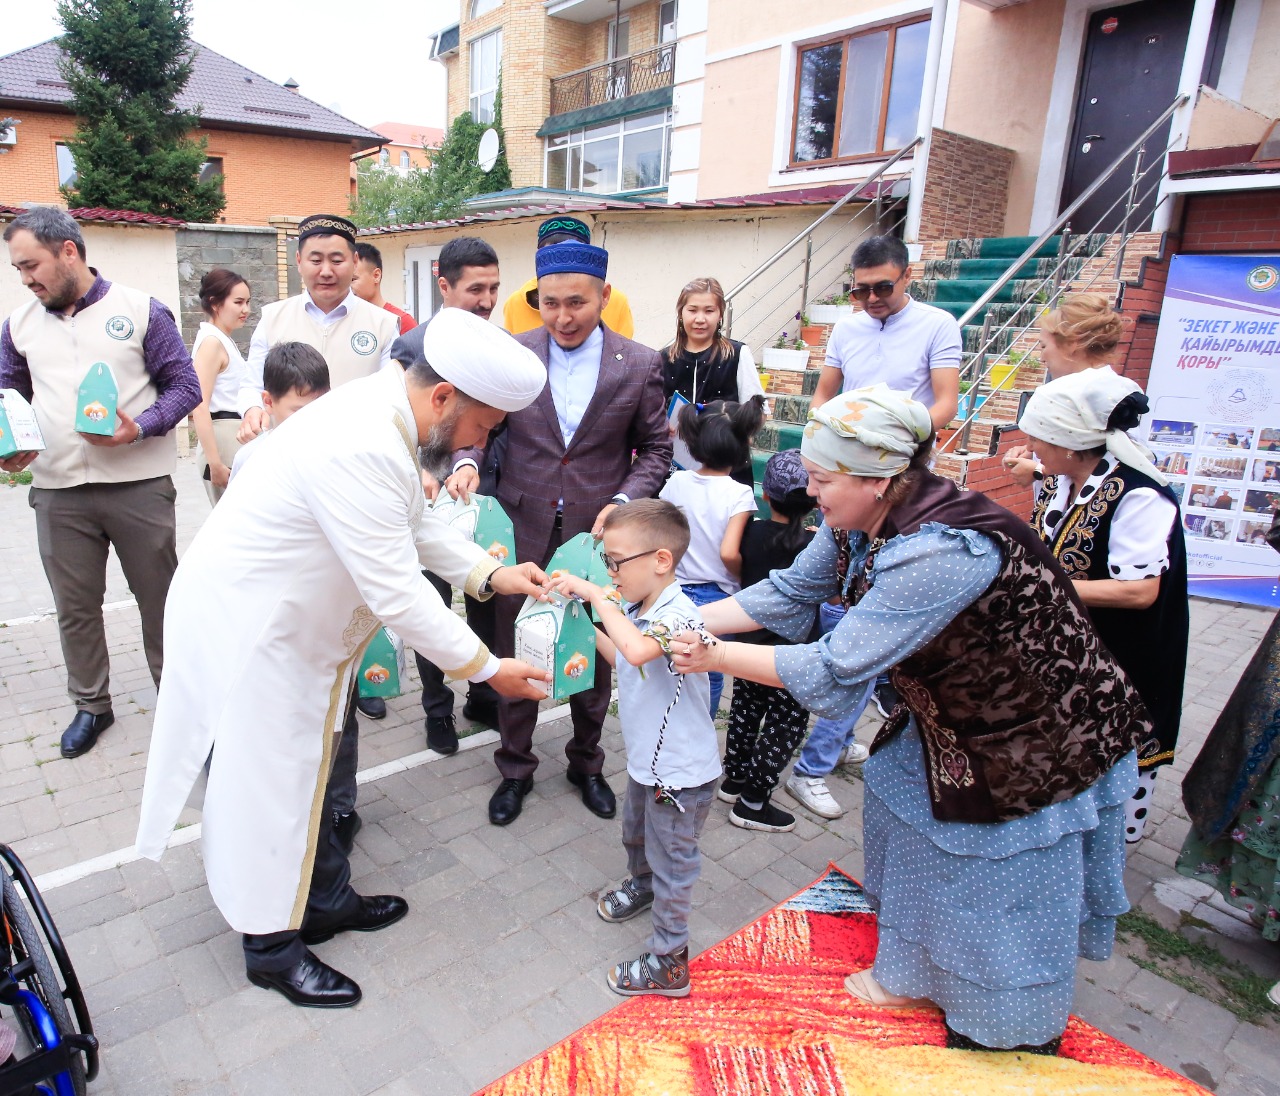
top-left (662, 277), bottom-right (767, 486)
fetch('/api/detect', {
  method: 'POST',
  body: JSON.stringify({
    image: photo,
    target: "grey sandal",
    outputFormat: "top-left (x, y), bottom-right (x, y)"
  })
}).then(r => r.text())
top-left (607, 947), bottom-right (690, 997)
top-left (597, 877), bottom-right (655, 923)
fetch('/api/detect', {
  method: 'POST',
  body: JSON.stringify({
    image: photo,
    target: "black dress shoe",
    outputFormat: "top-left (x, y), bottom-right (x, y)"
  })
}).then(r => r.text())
top-left (462, 695), bottom-right (500, 727)
top-left (333, 810), bottom-right (362, 854)
top-left (300, 894), bottom-right (409, 945)
top-left (488, 777), bottom-right (533, 826)
top-left (567, 770), bottom-right (617, 818)
top-left (60, 710), bottom-right (114, 759)
top-left (247, 950), bottom-right (361, 1008)
top-left (355, 696), bottom-right (387, 719)
top-left (426, 713), bottom-right (459, 755)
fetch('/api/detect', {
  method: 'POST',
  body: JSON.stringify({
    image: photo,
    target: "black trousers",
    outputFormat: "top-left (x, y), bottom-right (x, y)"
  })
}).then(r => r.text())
top-left (723, 677), bottom-right (812, 797)
top-left (242, 701), bottom-right (363, 973)
top-left (414, 570), bottom-right (498, 720)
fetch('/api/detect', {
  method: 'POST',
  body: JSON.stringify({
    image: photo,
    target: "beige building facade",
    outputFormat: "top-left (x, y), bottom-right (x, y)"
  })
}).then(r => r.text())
top-left (430, 0), bottom-right (1279, 238)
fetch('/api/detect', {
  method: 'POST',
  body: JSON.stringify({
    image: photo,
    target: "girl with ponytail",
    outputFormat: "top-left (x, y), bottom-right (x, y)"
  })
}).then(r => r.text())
top-left (659, 396), bottom-right (766, 714)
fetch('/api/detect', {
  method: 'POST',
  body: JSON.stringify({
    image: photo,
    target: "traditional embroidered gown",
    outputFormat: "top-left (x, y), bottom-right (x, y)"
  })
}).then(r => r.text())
top-left (735, 473), bottom-right (1145, 1048)
top-left (1030, 453), bottom-right (1189, 773)
top-left (136, 366), bottom-right (501, 934)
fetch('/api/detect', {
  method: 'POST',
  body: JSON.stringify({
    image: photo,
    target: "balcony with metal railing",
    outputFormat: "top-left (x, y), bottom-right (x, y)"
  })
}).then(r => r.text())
top-left (549, 44), bottom-right (676, 116)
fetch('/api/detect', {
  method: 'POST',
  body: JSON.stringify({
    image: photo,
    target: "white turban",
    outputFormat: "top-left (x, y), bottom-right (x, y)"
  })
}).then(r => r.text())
top-left (801, 384), bottom-right (933, 476)
top-left (1019, 367), bottom-right (1166, 485)
top-left (419, 307), bottom-right (546, 413)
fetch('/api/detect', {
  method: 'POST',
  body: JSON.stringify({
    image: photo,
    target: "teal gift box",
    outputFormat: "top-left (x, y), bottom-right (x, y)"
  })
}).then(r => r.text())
top-left (545, 531), bottom-right (617, 620)
top-left (432, 492), bottom-right (516, 566)
top-left (0, 389), bottom-right (46, 458)
top-left (357, 627), bottom-right (406, 699)
top-left (74, 363), bottom-right (119, 436)
top-left (514, 595), bottom-right (596, 701)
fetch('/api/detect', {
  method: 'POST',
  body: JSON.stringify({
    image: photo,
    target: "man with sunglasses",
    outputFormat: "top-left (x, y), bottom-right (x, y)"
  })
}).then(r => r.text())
top-left (811, 236), bottom-right (961, 431)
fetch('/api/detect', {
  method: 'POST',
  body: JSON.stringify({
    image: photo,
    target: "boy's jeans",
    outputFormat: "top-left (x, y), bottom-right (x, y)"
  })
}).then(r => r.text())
top-left (793, 601), bottom-right (874, 778)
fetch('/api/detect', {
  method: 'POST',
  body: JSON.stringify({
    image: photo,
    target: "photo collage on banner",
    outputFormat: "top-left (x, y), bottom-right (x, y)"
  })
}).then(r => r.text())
top-left (1145, 253), bottom-right (1280, 606)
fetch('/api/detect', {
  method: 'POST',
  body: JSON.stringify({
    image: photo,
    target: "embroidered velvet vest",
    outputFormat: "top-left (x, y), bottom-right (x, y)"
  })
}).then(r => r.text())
top-left (840, 472), bottom-right (1151, 823)
top-left (1030, 464), bottom-right (1188, 769)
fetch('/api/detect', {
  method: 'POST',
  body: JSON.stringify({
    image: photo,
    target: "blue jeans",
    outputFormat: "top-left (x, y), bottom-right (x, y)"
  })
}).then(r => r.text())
top-left (793, 601), bottom-right (874, 778)
top-left (681, 582), bottom-right (731, 714)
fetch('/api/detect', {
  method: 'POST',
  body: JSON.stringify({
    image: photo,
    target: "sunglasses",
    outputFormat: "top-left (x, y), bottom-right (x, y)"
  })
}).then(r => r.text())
top-left (599, 549), bottom-right (658, 573)
top-left (850, 273), bottom-right (905, 302)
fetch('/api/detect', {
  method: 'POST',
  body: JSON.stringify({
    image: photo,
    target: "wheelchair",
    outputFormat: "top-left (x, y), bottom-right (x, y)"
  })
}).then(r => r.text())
top-left (0, 844), bottom-right (98, 1096)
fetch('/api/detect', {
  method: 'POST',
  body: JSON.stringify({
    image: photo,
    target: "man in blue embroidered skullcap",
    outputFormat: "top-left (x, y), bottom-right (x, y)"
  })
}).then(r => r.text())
top-left (485, 240), bottom-right (673, 827)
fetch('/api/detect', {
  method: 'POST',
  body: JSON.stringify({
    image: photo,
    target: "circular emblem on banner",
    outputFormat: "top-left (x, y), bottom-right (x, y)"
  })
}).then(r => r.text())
top-left (351, 330), bottom-right (377, 356)
top-left (105, 315), bottom-right (134, 340)
top-left (1101, 16), bottom-right (1118, 33)
top-left (1207, 369), bottom-right (1274, 423)
top-left (1246, 265), bottom-right (1279, 293)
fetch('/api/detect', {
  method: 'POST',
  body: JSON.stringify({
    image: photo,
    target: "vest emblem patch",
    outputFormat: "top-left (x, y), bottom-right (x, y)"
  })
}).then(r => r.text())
top-left (351, 330), bottom-right (377, 356)
top-left (105, 315), bottom-right (135, 340)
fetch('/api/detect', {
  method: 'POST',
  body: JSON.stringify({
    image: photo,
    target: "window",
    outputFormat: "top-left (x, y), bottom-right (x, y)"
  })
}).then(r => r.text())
top-left (608, 16), bottom-right (630, 59)
top-left (379, 148), bottom-right (390, 166)
top-left (199, 158), bottom-right (224, 188)
top-left (470, 0), bottom-right (501, 16)
top-left (545, 110), bottom-right (671, 195)
top-left (660, 0), bottom-right (678, 44)
top-left (791, 17), bottom-right (929, 165)
top-left (400, 150), bottom-right (411, 168)
top-left (470, 29), bottom-right (502, 124)
top-left (55, 143), bottom-right (77, 187)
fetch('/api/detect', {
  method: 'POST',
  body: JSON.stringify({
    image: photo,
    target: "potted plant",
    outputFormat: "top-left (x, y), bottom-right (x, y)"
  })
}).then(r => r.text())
top-left (955, 379), bottom-right (988, 421)
top-left (989, 350), bottom-right (1024, 393)
top-left (762, 331), bottom-right (811, 372)
top-left (797, 311), bottom-right (825, 346)
top-left (809, 281), bottom-right (855, 324)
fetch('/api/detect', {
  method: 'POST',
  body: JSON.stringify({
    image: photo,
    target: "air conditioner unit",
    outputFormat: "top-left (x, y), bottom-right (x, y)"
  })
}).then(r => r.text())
top-left (0, 123), bottom-right (17, 147)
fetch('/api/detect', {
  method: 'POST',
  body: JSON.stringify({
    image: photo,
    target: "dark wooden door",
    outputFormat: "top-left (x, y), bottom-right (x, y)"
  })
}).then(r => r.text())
top-left (1060, 0), bottom-right (1193, 233)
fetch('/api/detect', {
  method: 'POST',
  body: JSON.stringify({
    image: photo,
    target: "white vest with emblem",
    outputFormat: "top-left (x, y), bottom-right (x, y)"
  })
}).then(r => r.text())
top-left (255, 294), bottom-right (398, 389)
top-left (7, 283), bottom-right (175, 490)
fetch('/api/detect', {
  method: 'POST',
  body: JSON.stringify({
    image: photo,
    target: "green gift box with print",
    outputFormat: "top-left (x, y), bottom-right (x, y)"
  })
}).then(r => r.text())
top-left (514, 595), bottom-right (596, 700)
top-left (74, 362), bottom-right (119, 436)
top-left (0, 389), bottom-right (46, 458)
top-left (545, 532), bottom-right (616, 620)
top-left (357, 627), bottom-right (406, 699)
top-left (431, 492), bottom-right (516, 567)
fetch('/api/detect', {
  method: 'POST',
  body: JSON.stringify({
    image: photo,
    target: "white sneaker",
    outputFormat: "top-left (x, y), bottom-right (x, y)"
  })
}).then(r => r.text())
top-left (840, 742), bottom-right (870, 767)
top-left (784, 774), bottom-right (845, 819)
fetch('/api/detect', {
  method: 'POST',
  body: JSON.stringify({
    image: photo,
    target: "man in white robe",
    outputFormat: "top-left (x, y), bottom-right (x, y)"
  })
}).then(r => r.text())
top-left (136, 309), bottom-right (551, 1008)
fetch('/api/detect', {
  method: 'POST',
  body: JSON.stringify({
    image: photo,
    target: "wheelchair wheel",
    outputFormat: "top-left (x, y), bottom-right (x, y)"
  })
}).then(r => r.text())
top-left (1, 869), bottom-right (88, 1096)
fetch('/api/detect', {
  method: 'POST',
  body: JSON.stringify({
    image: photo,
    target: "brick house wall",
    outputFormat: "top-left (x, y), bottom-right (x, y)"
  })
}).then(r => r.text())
top-left (917, 128), bottom-right (1015, 243)
top-left (1180, 191), bottom-right (1280, 253)
top-left (0, 108), bottom-right (360, 226)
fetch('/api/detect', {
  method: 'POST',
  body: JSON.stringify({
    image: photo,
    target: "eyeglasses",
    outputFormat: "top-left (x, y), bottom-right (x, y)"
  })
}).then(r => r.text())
top-left (851, 273), bottom-right (905, 302)
top-left (599, 549), bottom-right (658, 573)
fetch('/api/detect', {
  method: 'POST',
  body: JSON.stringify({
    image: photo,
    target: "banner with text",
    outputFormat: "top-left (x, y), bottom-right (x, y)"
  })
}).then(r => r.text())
top-left (1145, 253), bottom-right (1280, 606)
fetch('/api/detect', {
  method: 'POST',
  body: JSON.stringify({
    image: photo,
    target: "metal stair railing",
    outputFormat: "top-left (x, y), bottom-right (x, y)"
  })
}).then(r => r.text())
top-left (724, 137), bottom-right (923, 351)
top-left (938, 95), bottom-right (1188, 458)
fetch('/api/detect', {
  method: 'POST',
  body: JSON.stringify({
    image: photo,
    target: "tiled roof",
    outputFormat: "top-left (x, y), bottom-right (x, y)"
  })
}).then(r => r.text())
top-left (358, 180), bottom-right (909, 236)
top-left (372, 122), bottom-right (444, 149)
top-left (0, 38), bottom-right (384, 149)
top-left (0, 205), bottom-right (185, 226)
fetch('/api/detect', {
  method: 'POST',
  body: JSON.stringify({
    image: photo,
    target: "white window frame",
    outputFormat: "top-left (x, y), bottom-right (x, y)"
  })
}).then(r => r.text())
top-left (469, 0), bottom-right (501, 18)
top-left (55, 143), bottom-right (77, 187)
top-left (470, 28), bottom-right (503, 124)
top-left (543, 110), bottom-right (673, 195)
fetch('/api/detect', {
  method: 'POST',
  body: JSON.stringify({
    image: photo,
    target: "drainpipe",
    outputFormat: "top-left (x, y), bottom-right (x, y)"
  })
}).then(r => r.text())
top-left (1152, 0), bottom-right (1218, 232)
top-left (903, 0), bottom-right (950, 246)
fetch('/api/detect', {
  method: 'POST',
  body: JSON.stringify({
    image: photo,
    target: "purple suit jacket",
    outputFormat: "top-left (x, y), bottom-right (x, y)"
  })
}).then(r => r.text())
top-left (495, 324), bottom-right (673, 564)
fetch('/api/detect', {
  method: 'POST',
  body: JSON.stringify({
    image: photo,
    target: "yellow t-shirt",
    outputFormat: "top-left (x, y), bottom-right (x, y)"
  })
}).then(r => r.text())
top-left (502, 277), bottom-right (635, 339)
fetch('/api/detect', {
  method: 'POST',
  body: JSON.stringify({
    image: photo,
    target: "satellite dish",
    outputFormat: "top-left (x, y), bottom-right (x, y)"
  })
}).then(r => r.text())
top-left (478, 128), bottom-right (500, 173)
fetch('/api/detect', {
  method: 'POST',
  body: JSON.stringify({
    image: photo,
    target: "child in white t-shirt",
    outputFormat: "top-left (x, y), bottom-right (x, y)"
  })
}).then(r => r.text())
top-left (659, 396), bottom-right (764, 713)
top-left (229, 342), bottom-right (330, 480)
top-left (551, 500), bottom-right (719, 999)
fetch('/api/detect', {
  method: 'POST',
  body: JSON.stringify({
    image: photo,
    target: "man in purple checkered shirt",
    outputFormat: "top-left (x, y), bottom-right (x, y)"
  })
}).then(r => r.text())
top-left (1, 207), bottom-right (201, 759)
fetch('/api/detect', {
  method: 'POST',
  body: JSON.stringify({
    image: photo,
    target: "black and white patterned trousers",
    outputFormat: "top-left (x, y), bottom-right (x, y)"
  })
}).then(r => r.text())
top-left (723, 678), bottom-right (811, 798)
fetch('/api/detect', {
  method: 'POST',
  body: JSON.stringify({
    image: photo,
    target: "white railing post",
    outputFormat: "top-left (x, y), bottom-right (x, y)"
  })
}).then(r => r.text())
top-left (903, 0), bottom-right (950, 244)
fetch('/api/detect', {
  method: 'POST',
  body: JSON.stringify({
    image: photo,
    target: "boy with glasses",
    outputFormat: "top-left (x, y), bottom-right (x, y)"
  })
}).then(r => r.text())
top-left (549, 499), bottom-right (718, 998)
top-left (811, 235), bottom-right (961, 431)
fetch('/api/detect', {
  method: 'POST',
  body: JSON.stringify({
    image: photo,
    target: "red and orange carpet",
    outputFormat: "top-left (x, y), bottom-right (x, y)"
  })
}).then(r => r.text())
top-left (478, 866), bottom-right (1207, 1096)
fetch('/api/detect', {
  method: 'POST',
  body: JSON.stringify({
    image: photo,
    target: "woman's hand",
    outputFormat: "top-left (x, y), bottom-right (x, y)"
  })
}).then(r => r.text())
top-left (210, 461), bottom-right (231, 489)
top-left (1002, 444), bottom-right (1039, 488)
top-left (669, 630), bottom-right (724, 675)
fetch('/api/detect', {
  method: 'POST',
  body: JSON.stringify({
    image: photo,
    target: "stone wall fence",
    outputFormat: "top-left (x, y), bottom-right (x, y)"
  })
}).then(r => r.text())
top-left (175, 223), bottom-right (282, 352)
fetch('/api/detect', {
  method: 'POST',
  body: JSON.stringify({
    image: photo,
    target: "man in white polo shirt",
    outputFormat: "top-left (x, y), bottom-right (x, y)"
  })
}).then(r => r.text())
top-left (811, 235), bottom-right (961, 430)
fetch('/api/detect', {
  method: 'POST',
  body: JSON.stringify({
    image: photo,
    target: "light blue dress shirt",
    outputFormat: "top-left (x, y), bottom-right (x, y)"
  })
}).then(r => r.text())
top-left (547, 324), bottom-right (604, 448)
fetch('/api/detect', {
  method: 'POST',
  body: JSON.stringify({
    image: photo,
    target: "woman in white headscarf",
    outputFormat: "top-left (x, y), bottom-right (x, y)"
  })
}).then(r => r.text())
top-left (670, 384), bottom-right (1149, 1052)
top-left (1020, 369), bottom-right (1189, 845)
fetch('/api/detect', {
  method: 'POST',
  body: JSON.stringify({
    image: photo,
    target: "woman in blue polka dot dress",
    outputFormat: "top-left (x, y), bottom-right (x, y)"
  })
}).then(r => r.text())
top-left (669, 384), bottom-right (1150, 1051)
